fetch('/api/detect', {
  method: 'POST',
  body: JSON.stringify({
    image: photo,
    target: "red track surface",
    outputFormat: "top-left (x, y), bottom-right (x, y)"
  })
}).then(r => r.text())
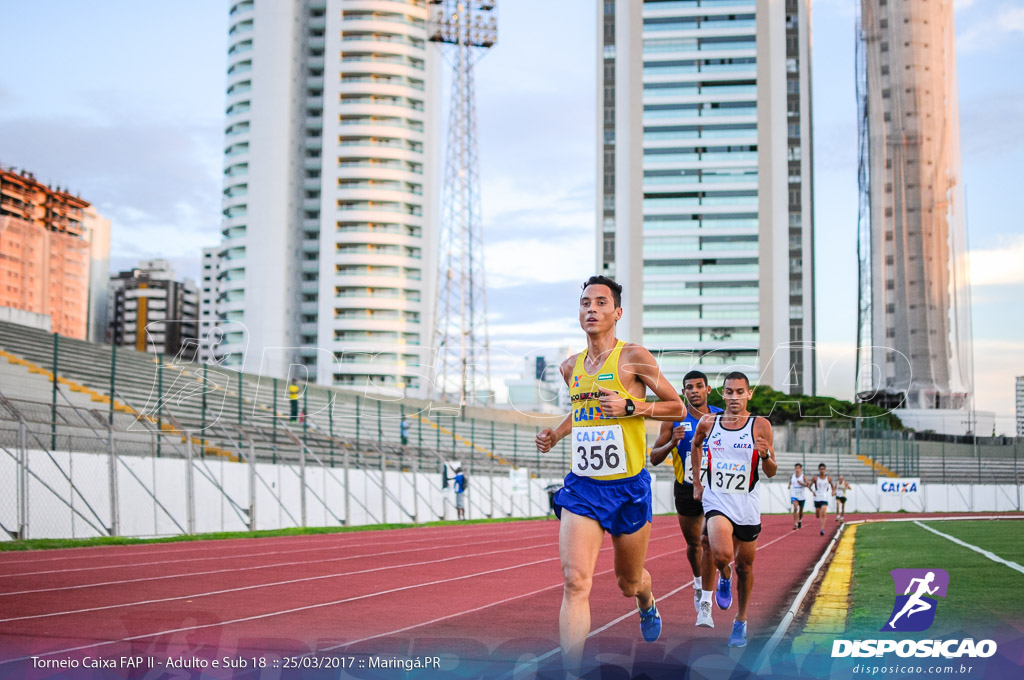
top-left (1, 512), bottom-right (1019, 678)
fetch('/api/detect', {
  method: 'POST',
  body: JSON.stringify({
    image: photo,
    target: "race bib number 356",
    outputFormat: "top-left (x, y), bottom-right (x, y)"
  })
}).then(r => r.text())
top-left (572, 425), bottom-right (627, 477)
top-left (711, 459), bottom-right (750, 494)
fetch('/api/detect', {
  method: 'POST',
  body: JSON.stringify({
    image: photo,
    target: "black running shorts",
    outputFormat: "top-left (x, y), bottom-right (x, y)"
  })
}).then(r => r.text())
top-left (703, 509), bottom-right (761, 543)
top-left (673, 481), bottom-right (704, 518)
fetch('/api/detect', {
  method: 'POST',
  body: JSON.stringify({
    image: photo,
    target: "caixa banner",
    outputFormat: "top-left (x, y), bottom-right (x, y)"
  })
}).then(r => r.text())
top-left (878, 478), bottom-right (921, 495)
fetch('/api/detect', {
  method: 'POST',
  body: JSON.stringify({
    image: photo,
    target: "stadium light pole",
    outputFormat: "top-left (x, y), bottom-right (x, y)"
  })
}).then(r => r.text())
top-left (429, 0), bottom-right (498, 407)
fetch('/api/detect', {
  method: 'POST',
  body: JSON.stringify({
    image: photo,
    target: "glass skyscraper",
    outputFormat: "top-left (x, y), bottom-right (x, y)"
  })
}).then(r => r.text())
top-left (598, 0), bottom-right (815, 393)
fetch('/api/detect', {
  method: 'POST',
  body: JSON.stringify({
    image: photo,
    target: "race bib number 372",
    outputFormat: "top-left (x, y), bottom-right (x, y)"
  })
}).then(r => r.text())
top-left (572, 424), bottom-right (627, 477)
top-left (711, 459), bottom-right (750, 494)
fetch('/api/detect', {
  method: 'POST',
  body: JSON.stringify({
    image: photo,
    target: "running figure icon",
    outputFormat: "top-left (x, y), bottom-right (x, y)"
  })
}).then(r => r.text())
top-left (886, 571), bottom-right (939, 629)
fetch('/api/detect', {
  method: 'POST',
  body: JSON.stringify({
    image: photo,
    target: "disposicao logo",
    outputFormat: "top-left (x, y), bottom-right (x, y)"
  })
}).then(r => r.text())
top-left (832, 568), bottom-right (997, 659)
top-left (883, 568), bottom-right (947, 632)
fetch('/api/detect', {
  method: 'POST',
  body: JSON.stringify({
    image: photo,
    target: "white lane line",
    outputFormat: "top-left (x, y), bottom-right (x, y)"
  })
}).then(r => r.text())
top-left (0, 540), bottom-right (556, 624)
top-left (0, 530), bottom-right (555, 597)
top-left (0, 527), bottom-right (555, 579)
top-left (501, 526), bottom-right (799, 677)
top-left (323, 543), bottom-right (689, 651)
top-left (0, 532), bottom-right (678, 665)
top-left (0, 532), bottom-right (673, 623)
top-left (0, 521), bottom-right (551, 568)
top-left (0, 554), bottom-right (564, 665)
top-left (913, 521), bottom-right (1024, 575)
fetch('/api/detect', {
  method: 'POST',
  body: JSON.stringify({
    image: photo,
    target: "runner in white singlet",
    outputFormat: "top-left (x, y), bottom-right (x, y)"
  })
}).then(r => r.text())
top-left (811, 463), bottom-right (834, 536)
top-left (690, 372), bottom-right (777, 647)
top-left (789, 464), bottom-right (809, 530)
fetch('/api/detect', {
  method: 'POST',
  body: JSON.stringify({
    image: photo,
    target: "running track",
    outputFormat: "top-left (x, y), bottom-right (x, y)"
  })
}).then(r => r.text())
top-left (0, 513), bottom-right (1018, 678)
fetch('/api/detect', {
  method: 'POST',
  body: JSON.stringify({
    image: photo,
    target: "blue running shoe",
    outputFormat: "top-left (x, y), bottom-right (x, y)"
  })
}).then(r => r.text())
top-left (728, 619), bottom-right (747, 647)
top-left (716, 575), bottom-right (733, 610)
top-left (638, 600), bottom-right (662, 642)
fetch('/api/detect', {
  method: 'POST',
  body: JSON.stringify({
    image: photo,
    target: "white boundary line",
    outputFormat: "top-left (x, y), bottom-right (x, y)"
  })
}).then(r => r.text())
top-left (0, 533), bottom-right (674, 650)
top-left (0, 521), bottom-right (551, 567)
top-left (0, 555), bottom-right (559, 666)
top-left (0, 530), bottom-right (556, 596)
top-left (752, 514), bottom-right (1024, 674)
top-left (0, 525), bottom-right (553, 578)
top-left (913, 521), bottom-right (1024, 575)
top-left (0, 540), bottom-right (556, 623)
top-left (751, 526), bottom-right (844, 674)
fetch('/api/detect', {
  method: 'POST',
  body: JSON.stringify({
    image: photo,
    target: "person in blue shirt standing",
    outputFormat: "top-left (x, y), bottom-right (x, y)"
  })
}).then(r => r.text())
top-left (650, 370), bottom-right (723, 621)
top-left (454, 466), bottom-right (466, 520)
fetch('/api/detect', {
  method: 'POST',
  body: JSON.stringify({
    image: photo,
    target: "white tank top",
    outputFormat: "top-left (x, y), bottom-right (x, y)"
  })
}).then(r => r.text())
top-left (702, 415), bottom-right (761, 526)
top-left (813, 476), bottom-right (832, 501)
top-left (790, 473), bottom-right (806, 498)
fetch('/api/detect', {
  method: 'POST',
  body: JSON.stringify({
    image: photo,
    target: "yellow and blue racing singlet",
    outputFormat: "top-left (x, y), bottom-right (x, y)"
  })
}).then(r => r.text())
top-left (568, 340), bottom-right (647, 481)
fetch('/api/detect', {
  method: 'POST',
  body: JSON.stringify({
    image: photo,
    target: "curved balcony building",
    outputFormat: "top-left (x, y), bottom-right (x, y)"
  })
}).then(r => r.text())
top-left (216, 0), bottom-right (440, 396)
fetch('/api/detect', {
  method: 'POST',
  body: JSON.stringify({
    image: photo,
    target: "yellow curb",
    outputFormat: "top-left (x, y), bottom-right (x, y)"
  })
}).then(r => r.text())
top-left (791, 524), bottom-right (859, 654)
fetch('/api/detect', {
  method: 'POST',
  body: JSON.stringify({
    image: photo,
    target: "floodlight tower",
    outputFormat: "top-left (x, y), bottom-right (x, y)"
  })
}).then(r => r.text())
top-left (429, 0), bottom-right (497, 406)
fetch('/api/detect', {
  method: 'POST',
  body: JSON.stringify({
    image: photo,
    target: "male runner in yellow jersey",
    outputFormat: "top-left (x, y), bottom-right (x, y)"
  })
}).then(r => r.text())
top-left (650, 370), bottom-right (722, 614)
top-left (536, 276), bottom-right (683, 677)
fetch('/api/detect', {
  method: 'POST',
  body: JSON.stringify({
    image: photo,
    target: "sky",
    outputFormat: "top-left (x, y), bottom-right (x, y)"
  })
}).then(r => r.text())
top-left (0, 0), bottom-right (1020, 432)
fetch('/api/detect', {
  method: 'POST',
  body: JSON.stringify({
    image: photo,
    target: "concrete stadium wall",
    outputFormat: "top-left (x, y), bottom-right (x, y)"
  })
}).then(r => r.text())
top-left (2, 450), bottom-right (1020, 540)
top-left (0, 449), bottom-right (573, 540)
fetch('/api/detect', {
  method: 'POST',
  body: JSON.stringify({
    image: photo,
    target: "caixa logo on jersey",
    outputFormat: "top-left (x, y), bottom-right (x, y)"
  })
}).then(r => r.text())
top-left (832, 569), bottom-right (997, 659)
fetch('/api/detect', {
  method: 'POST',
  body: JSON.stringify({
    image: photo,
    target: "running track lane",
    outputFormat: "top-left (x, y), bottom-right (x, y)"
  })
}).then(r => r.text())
top-left (3, 513), bottom-right (1012, 676)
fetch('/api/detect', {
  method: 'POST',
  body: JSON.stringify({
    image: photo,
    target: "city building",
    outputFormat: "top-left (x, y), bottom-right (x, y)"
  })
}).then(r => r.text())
top-left (83, 206), bottom-right (111, 345)
top-left (213, 0), bottom-right (441, 395)
top-left (505, 347), bottom-right (572, 414)
top-left (858, 0), bottom-right (971, 412)
top-left (108, 259), bottom-right (199, 359)
top-left (198, 246), bottom-right (221, 364)
top-left (0, 166), bottom-right (110, 340)
top-left (596, 0), bottom-right (815, 394)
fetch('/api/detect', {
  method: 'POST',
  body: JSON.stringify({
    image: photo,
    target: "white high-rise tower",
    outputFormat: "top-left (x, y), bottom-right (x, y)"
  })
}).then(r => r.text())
top-left (217, 0), bottom-right (441, 396)
top-left (597, 0), bottom-right (816, 393)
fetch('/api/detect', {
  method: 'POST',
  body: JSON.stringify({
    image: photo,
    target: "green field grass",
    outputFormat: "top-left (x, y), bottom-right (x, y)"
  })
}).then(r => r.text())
top-left (849, 519), bottom-right (1024, 637)
top-left (0, 515), bottom-right (548, 552)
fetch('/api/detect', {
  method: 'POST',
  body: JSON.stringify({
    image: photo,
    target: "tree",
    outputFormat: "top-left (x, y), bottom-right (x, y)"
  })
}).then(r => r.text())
top-left (705, 384), bottom-right (903, 429)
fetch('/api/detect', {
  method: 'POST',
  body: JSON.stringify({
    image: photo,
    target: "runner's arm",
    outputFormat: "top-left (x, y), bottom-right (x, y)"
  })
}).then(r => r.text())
top-left (754, 416), bottom-right (777, 478)
top-left (615, 345), bottom-right (684, 421)
top-left (650, 421), bottom-right (676, 466)
top-left (690, 415), bottom-right (714, 494)
top-left (536, 356), bottom-right (576, 452)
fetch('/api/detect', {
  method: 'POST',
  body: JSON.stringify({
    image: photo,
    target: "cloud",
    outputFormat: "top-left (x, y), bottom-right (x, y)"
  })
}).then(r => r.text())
top-left (484, 235), bottom-right (594, 289)
top-left (957, 5), bottom-right (1024, 53)
top-left (0, 114), bottom-right (222, 280)
top-left (959, 90), bottom-right (1024, 160)
top-left (969, 235), bottom-right (1024, 286)
top-left (971, 338), bottom-right (1024, 419)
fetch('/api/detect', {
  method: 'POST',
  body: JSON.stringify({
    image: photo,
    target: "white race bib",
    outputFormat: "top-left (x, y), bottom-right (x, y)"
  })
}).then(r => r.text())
top-left (710, 457), bottom-right (751, 494)
top-left (682, 445), bottom-right (710, 484)
top-left (571, 424), bottom-right (627, 477)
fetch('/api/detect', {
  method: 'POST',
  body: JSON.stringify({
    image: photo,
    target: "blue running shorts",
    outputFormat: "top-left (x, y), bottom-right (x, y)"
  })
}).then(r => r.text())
top-left (553, 468), bottom-right (653, 536)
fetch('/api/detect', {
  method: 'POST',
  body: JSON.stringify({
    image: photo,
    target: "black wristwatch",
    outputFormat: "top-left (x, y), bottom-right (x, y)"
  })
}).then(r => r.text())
top-left (760, 450), bottom-right (771, 460)
top-left (624, 399), bottom-right (635, 416)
